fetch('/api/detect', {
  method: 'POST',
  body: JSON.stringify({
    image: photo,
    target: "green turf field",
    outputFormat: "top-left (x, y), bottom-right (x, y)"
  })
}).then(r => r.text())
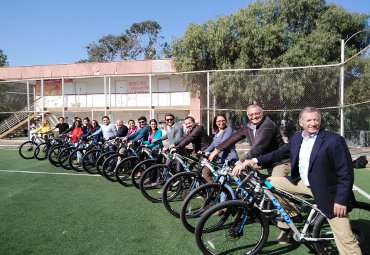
top-left (0, 149), bottom-right (369, 255)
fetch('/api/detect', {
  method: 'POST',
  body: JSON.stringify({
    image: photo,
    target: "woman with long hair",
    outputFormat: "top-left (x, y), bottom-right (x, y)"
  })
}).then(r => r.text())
top-left (144, 119), bottom-right (163, 149)
top-left (82, 120), bottom-right (102, 142)
top-left (203, 114), bottom-right (238, 183)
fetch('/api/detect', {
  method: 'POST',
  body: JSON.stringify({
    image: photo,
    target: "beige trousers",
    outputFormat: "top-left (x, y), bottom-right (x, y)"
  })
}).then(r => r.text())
top-left (269, 177), bottom-right (361, 255)
top-left (269, 162), bottom-right (291, 177)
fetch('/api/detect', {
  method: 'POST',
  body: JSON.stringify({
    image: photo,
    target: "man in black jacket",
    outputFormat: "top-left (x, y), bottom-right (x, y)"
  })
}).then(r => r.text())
top-left (109, 119), bottom-right (128, 140)
top-left (174, 116), bottom-right (212, 153)
top-left (209, 104), bottom-right (289, 176)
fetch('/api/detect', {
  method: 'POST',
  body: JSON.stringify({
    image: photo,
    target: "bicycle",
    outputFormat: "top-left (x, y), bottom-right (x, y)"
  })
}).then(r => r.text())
top-left (68, 139), bottom-right (102, 172)
top-left (19, 133), bottom-right (46, 159)
top-left (194, 164), bottom-right (370, 255)
top-left (34, 134), bottom-right (61, 160)
top-left (81, 139), bottom-right (113, 174)
top-left (161, 152), bottom-right (213, 218)
top-left (180, 160), bottom-right (246, 233)
top-left (47, 134), bottom-right (71, 167)
top-left (115, 145), bottom-right (166, 187)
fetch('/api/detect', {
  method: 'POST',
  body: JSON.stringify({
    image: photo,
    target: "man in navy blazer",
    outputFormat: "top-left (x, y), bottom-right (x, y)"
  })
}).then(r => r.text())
top-left (234, 107), bottom-right (361, 254)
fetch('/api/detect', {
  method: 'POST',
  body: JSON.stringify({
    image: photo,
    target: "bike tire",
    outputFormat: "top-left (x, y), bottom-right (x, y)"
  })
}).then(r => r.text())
top-left (34, 142), bottom-right (50, 160)
top-left (195, 200), bottom-right (269, 255)
top-left (180, 183), bottom-right (233, 233)
top-left (115, 156), bottom-right (139, 187)
top-left (139, 164), bottom-right (175, 203)
top-left (131, 159), bottom-right (156, 189)
top-left (162, 172), bottom-right (205, 218)
top-left (95, 151), bottom-right (115, 176)
top-left (19, 141), bottom-right (38, 159)
top-left (48, 144), bottom-right (64, 166)
top-left (58, 147), bottom-right (74, 170)
top-left (102, 154), bottom-right (126, 182)
top-left (312, 201), bottom-right (370, 255)
top-left (82, 149), bottom-right (101, 174)
top-left (68, 148), bottom-right (86, 172)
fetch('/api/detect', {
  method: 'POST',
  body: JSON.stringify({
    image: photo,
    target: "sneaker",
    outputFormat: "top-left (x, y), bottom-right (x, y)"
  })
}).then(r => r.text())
top-left (276, 230), bottom-right (292, 244)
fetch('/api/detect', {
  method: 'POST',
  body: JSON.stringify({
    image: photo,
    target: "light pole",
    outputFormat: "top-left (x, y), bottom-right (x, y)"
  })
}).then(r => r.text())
top-left (339, 29), bottom-right (369, 137)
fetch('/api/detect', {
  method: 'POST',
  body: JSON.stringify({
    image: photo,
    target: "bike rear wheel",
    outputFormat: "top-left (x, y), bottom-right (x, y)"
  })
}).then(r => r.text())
top-left (313, 201), bottom-right (370, 255)
top-left (195, 200), bottom-right (269, 255)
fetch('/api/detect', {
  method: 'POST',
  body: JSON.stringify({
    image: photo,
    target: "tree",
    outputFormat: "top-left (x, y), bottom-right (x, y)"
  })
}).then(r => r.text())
top-left (0, 49), bottom-right (9, 67)
top-left (172, 0), bottom-right (369, 115)
top-left (80, 21), bottom-right (171, 62)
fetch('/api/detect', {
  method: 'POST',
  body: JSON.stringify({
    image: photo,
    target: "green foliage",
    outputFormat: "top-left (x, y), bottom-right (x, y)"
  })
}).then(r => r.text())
top-left (81, 20), bottom-right (171, 62)
top-left (172, 0), bottom-right (369, 133)
top-left (0, 49), bottom-right (9, 67)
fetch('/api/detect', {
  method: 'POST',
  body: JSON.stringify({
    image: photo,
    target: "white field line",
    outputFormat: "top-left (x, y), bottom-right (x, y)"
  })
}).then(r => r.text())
top-left (0, 169), bottom-right (100, 177)
top-left (353, 184), bottom-right (370, 201)
top-left (0, 169), bottom-right (369, 200)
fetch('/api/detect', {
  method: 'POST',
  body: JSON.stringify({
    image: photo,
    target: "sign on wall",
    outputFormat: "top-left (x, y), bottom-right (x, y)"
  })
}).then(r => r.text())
top-left (116, 80), bottom-right (149, 94)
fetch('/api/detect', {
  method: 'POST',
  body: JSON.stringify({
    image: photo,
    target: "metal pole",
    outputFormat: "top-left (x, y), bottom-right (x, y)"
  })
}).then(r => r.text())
top-left (27, 81), bottom-right (30, 139)
top-left (207, 72), bottom-right (210, 135)
top-left (62, 77), bottom-right (65, 117)
top-left (41, 79), bottom-right (44, 123)
top-left (104, 76), bottom-right (107, 116)
top-left (108, 76), bottom-right (111, 110)
top-left (340, 39), bottom-right (345, 137)
top-left (149, 74), bottom-right (153, 119)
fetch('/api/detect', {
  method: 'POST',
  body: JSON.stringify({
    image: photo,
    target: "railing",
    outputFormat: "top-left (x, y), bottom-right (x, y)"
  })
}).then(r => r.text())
top-left (35, 91), bottom-right (191, 110)
top-left (0, 98), bottom-right (43, 135)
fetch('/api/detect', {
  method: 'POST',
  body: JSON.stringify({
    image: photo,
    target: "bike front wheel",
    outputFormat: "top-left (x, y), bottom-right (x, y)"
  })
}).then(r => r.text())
top-left (162, 172), bottom-right (205, 218)
top-left (19, 141), bottom-right (38, 159)
top-left (139, 164), bottom-right (175, 203)
top-left (195, 200), bottom-right (269, 255)
top-left (180, 183), bottom-right (233, 233)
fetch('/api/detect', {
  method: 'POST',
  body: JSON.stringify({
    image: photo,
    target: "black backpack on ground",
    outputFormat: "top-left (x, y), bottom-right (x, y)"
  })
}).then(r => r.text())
top-left (352, 155), bottom-right (368, 169)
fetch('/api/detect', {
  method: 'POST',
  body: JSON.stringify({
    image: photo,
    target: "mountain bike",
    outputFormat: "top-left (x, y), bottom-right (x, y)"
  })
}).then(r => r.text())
top-left (194, 165), bottom-right (370, 255)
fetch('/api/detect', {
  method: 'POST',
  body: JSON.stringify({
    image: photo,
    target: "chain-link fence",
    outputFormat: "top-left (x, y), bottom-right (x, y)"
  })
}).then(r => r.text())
top-left (0, 49), bottom-right (369, 145)
top-left (189, 49), bottom-right (369, 146)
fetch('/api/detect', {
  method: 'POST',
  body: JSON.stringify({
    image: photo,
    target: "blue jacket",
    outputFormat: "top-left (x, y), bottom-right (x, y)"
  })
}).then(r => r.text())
top-left (143, 129), bottom-right (163, 149)
top-left (256, 129), bottom-right (355, 219)
top-left (127, 124), bottom-right (149, 142)
top-left (82, 126), bottom-right (102, 142)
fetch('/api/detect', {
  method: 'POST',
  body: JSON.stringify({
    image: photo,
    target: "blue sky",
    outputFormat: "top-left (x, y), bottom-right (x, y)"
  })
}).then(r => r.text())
top-left (1, 0), bottom-right (369, 67)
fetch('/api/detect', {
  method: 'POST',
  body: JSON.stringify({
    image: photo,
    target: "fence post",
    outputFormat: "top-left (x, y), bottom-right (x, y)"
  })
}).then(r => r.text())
top-left (207, 72), bottom-right (210, 135)
top-left (340, 39), bottom-right (345, 137)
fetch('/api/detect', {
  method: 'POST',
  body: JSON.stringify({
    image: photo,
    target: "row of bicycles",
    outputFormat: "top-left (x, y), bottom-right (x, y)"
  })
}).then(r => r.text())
top-left (18, 133), bottom-right (370, 254)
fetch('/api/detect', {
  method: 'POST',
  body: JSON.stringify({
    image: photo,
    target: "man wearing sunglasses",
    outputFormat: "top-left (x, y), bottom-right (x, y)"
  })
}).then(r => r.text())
top-left (152, 113), bottom-right (184, 148)
top-left (126, 116), bottom-right (149, 142)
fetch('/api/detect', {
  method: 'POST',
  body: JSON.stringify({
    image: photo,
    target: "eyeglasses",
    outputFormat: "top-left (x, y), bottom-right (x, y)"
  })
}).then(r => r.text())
top-left (165, 118), bottom-right (174, 121)
top-left (139, 121), bottom-right (145, 124)
top-left (248, 112), bottom-right (261, 117)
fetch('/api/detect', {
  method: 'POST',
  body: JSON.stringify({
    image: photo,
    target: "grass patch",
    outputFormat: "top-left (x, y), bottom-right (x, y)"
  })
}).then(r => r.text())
top-left (0, 149), bottom-right (369, 255)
